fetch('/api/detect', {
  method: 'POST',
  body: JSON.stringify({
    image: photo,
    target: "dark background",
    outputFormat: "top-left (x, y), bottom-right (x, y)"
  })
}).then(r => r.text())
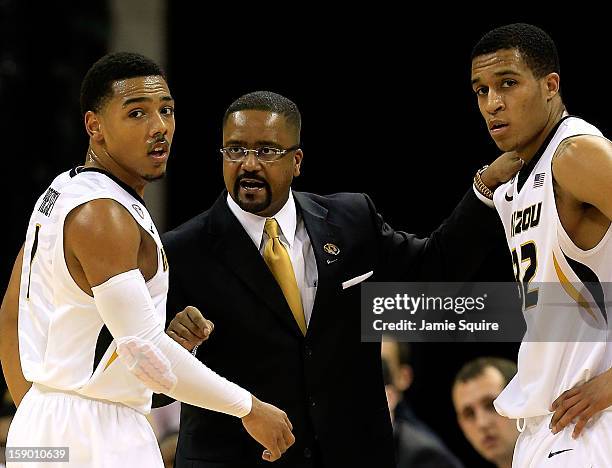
top-left (2, 4), bottom-right (609, 466)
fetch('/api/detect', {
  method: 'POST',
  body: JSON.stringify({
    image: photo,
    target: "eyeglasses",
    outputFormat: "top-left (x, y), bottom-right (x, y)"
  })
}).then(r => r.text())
top-left (219, 145), bottom-right (300, 163)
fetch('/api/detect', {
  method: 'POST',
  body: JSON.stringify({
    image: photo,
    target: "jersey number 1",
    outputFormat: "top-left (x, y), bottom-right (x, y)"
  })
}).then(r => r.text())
top-left (26, 224), bottom-right (41, 300)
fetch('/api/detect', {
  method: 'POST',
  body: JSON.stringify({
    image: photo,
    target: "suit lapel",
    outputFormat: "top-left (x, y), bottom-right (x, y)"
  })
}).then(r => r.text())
top-left (294, 192), bottom-right (343, 336)
top-left (208, 193), bottom-right (304, 337)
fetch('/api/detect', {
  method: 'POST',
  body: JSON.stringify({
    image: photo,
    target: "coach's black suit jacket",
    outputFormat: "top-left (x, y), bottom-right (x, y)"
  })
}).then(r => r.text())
top-left (160, 189), bottom-right (500, 468)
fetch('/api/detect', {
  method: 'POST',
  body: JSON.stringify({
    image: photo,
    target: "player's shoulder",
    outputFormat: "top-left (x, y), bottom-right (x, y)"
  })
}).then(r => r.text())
top-left (559, 116), bottom-right (602, 136)
top-left (554, 134), bottom-right (612, 171)
top-left (66, 168), bottom-right (125, 196)
top-left (66, 198), bottom-right (140, 243)
top-left (558, 133), bottom-right (611, 155)
top-left (554, 117), bottom-right (603, 151)
top-left (33, 167), bottom-right (78, 200)
top-left (49, 167), bottom-right (76, 188)
top-left (552, 132), bottom-right (612, 206)
top-left (552, 116), bottom-right (607, 171)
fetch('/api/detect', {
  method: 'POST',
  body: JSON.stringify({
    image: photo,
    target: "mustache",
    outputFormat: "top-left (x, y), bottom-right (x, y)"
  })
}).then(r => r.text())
top-left (234, 173), bottom-right (270, 192)
top-left (236, 173), bottom-right (268, 186)
top-left (146, 134), bottom-right (169, 152)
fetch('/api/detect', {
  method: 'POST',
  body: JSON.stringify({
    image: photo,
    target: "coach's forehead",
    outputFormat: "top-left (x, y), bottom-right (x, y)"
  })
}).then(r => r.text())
top-left (223, 110), bottom-right (295, 145)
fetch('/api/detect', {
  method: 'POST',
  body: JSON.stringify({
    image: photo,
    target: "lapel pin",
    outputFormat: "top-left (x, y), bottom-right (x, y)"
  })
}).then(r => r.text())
top-left (323, 243), bottom-right (340, 256)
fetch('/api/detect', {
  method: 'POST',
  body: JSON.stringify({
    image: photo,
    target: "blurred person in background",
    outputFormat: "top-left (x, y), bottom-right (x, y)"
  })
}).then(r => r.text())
top-left (382, 337), bottom-right (463, 468)
top-left (452, 357), bottom-right (518, 468)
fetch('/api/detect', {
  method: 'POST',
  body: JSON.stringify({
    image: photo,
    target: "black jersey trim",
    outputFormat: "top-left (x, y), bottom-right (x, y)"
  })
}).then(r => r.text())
top-left (562, 250), bottom-right (607, 324)
top-left (93, 325), bottom-right (115, 371)
top-left (79, 167), bottom-right (146, 206)
top-left (517, 115), bottom-right (573, 193)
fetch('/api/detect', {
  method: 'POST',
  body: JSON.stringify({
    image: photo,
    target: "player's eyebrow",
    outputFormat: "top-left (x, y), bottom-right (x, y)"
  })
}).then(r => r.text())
top-left (472, 70), bottom-right (521, 86)
top-left (122, 95), bottom-right (173, 107)
top-left (493, 70), bottom-right (521, 77)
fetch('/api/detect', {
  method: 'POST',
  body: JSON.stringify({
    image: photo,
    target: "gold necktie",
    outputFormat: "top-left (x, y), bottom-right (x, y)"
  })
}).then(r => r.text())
top-left (263, 218), bottom-right (307, 335)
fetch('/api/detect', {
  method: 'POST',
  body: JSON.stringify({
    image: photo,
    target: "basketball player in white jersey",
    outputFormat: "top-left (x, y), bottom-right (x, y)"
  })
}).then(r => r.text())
top-left (0, 52), bottom-right (294, 467)
top-left (470, 24), bottom-right (612, 466)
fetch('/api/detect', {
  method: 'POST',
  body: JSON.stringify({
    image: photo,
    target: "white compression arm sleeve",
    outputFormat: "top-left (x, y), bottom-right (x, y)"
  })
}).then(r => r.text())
top-left (91, 269), bottom-right (252, 418)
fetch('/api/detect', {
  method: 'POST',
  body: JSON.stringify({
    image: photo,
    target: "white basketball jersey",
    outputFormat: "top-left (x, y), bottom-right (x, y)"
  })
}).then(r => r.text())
top-left (492, 116), bottom-right (612, 419)
top-left (18, 167), bottom-right (169, 413)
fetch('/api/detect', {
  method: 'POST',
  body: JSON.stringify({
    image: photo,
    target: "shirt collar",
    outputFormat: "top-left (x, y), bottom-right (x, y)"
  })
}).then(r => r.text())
top-left (226, 190), bottom-right (297, 249)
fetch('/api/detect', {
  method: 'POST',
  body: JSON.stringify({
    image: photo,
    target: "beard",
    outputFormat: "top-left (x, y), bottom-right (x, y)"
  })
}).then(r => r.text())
top-left (233, 176), bottom-right (272, 214)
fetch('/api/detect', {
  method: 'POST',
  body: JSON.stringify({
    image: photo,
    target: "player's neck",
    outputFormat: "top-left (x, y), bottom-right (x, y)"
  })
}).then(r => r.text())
top-left (84, 146), bottom-right (147, 198)
top-left (518, 104), bottom-right (566, 165)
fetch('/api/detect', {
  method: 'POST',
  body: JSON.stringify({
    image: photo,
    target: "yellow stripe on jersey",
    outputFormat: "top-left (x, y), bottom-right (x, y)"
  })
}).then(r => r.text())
top-left (161, 247), bottom-right (168, 272)
top-left (553, 252), bottom-right (597, 321)
top-left (104, 350), bottom-right (118, 370)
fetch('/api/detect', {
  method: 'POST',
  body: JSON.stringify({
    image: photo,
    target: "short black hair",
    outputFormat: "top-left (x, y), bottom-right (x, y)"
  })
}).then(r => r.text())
top-left (80, 52), bottom-right (166, 116)
top-left (472, 23), bottom-right (560, 79)
top-left (454, 357), bottom-right (517, 388)
top-left (223, 91), bottom-right (301, 136)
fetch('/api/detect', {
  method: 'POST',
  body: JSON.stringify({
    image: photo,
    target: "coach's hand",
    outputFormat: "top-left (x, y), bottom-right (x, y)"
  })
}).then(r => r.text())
top-left (550, 368), bottom-right (612, 438)
top-left (166, 306), bottom-right (214, 351)
top-left (241, 396), bottom-right (295, 462)
top-left (481, 151), bottom-right (525, 189)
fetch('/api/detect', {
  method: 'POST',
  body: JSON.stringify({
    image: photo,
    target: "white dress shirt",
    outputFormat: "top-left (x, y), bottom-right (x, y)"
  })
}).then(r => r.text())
top-left (226, 191), bottom-right (318, 327)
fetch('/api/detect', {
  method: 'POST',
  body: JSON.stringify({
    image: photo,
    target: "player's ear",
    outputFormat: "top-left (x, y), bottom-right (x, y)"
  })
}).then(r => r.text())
top-left (85, 111), bottom-right (104, 142)
top-left (544, 73), bottom-right (560, 101)
top-left (293, 149), bottom-right (303, 178)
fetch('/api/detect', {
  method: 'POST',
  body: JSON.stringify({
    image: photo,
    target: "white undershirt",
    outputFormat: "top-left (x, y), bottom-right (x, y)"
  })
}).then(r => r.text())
top-left (226, 191), bottom-right (318, 327)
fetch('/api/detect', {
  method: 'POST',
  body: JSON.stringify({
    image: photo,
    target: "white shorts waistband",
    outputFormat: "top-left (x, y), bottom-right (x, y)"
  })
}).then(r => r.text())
top-left (30, 383), bottom-right (133, 410)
